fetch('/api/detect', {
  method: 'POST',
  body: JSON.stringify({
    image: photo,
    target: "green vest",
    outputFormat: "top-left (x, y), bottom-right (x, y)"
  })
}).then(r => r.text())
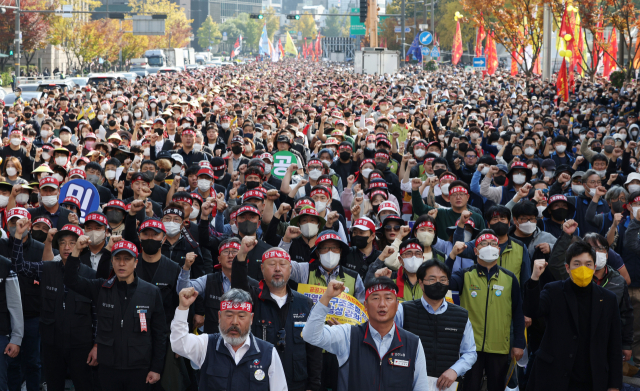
top-left (394, 271), bottom-right (423, 302)
top-left (459, 266), bottom-right (513, 354)
top-left (308, 266), bottom-right (357, 298)
top-left (498, 240), bottom-right (524, 283)
top-left (387, 160), bottom-right (399, 175)
top-left (331, 173), bottom-right (340, 188)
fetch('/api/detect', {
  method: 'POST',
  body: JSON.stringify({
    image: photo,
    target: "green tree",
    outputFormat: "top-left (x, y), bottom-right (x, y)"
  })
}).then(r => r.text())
top-left (323, 7), bottom-right (349, 37)
top-left (197, 16), bottom-right (222, 49)
top-left (436, 0), bottom-right (475, 50)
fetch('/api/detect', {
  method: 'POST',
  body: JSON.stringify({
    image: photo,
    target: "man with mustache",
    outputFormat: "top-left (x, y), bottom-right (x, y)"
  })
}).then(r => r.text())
top-left (170, 287), bottom-right (287, 390)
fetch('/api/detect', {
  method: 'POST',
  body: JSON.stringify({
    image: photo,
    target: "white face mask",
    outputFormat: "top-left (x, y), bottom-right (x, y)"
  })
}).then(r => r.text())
top-left (531, 167), bottom-right (538, 175)
top-left (10, 138), bottom-right (20, 146)
top-left (264, 164), bottom-right (272, 173)
top-left (15, 193), bottom-right (29, 204)
top-left (42, 195), bottom-right (58, 207)
top-left (481, 167), bottom-right (490, 175)
top-left (300, 223), bottom-right (319, 238)
top-left (367, 142), bottom-right (376, 150)
top-left (56, 156), bottom-right (67, 166)
top-left (0, 195), bottom-right (9, 208)
top-left (322, 160), bottom-right (332, 167)
top-left (464, 230), bottom-right (473, 243)
top-left (231, 224), bottom-right (238, 234)
top-left (53, 174), bottom-right (64, 183)
top-left (123, 115), bottom-right (130, 122)
top-left (361, 168), bottom-right (373, 179)
top-left (221, 123), bottom-right (230, 129)
top-left (198, 179), bottom-right (212, 192)
top-left (478, 245), bottom-right (500, 262)
top-left (595, 251), bottom-right (607, 270)
top-left (193, 144), bottom-right (202, 152)
top-left (555, 145), bottom-right (566, 153)
top-left (416, 231), bottom-right (435, 247)
top-left (41, 130), bottom-right (50, 139)
top-left (42, 152), bottom-right (50, 161)
top-left (320, 251), bottom-right (340, 270)
top-left (440, 183), bottom-right (450, 195)
top-left (143, 148), bottom-right (150, 156)
top-left (589, 187), bottom-right (597, 197)
top-left (512, 174), bottom-right (526, 185)
top-left (315, 201), bottom-right (327, 213)
top-left (537, 206), bottom-right (546, 217)
top-left (403, 256), bottom-right (424, 273)
top-left (5, 167), bottom-right (16, 177)
top-left (525, 147), bottom-right (536, 156)
top-left (414, 149), bottom-right (425, 158)
top-left (171, 165), bottom-right (182, 174)
top-left (518, 221), bottom-right (537, 235)
top-left (572, 185), bottom-right (585, 194)
top-left (105, 170), bottom-right (116, 180)
top-left (164, 222), bottom-right (181, 237)
top-left (87, 230), bottom-right (106, 245)
top-left (309, 169), bottom-right (322, 180)
top-left (189, 208), bottom-right (199, 220)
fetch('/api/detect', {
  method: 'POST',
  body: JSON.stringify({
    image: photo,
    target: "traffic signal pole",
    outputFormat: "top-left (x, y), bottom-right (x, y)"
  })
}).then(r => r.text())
top-left (15, 0), bottom-right (20, 78)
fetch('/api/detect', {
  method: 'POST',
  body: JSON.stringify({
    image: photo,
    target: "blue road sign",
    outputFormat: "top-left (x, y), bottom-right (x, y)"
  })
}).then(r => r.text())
top-left (421, 46), bottom-right (429, 56)
top-left (473, 56), bottom-right (487, 70)
top-left (431, 46), bottom-right (440, 57)
top-left (419, 31), bottom-right (433, 45)
top-left (394, 26), bottom-right (401, 33)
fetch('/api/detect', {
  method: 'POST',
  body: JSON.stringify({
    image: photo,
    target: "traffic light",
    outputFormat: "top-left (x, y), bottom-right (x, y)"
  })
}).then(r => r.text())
top-left (8, 47), bottom-right (13, 56)
top-left (286, 14), bottom-right (300, 20)
top-left (250, 14), bottom-right (263, 19)
top-left (359, 0), bottom-right (367, 23)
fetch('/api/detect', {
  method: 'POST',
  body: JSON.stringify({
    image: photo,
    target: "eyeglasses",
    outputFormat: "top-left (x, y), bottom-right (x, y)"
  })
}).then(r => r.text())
top-left (517, 217), bottom-right (538, 224)
top-left (593, 246), bottom-right (608, 253)
top-left (220, 250), bottom-right (239, 256)
top-left (162, 217), bottom-right (183, 224)
top-left (587, 180), bottom-right (602, 186)
top-left (465, 155), bottom-right (477, 159)
top-left (384, 225), bottom-right (402, 232)
top-left (424, 277), bottom-right (449, 285)
top-left (402, 251), bottom-right (423, 258)
top-left (477, 241), bottom-right (499, 248)
top-left (318, 246), bottom-right (341, 254)
top-left (276, 329), bottom-right (286, 353)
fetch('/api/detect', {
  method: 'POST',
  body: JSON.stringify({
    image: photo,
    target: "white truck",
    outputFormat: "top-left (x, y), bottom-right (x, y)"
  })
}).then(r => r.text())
top-left (130, 57), bottom-right (148, 67)
top-left (353, 48), bottom-right (399, 75)
top-left (144, 48), bottom-right (188, 73)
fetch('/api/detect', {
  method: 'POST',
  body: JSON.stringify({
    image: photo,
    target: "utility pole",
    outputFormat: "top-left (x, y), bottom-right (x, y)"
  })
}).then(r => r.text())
top-left (430, 0), bottom-right (433, 37)
top-left (14, 0), bottom-right (20, 78)
top-left (542, 3), bottom-right (551, 79)
top-left (401, 0), bottom-right (405, 59)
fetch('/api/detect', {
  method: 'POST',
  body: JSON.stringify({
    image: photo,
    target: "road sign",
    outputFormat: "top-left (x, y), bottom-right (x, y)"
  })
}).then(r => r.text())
top-left (222, 32), bottom-right (227, 41)
top-left (62, 4), bottom-right (72, 18)
top-left (473, 56), bottom-right (486, 70)
top-left (394, 26), bottom-right (401, 33)
top-left (421, 47), bottom-right (429, 56)
top-left (350, 8), bottom-right (366, 35)
top-left (99, 57), bottom-right (103, 64)
top-left (431, 46), bottom-right (440, 58)
top-left (405, 27), bottom-right (411, 32)
top-left (419, 31), bottom-right (432, 45)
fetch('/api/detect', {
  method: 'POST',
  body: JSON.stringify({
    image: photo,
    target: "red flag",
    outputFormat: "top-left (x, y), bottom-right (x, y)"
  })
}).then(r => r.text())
top-left (452, 21), bottom-right (463, 65)
top-left (556, 58), bottom-right (569, 102)
top-left (593, 15), bottom-right (603, 70)
top-left (604, 29), bottom-right (618, 79)
top-left (486, 32), bottom-right (498, 75)
top-left (510, 50), bottom-right (518, 76)
top-left (475, 15), bottom-right (485, 57)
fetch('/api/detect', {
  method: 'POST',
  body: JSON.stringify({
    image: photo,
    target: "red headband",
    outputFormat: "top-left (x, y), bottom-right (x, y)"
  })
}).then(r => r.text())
top-left (262, 250), bottom-right (291, 263)
top-left (311, 188), bottom-right (331, 198)
top-left (423, 158), bottom-right (435, 165)
top-left (415, 220), bottom-right (435, 230)
top-left (33, 217), bottom-right (52, 229)
top-left (182, 129), bottom-right (196, 136)
top-left (370, 172), bottom-right (383, 180)
top-left (339, 145), bottom-right (352, 151)
top-left (475, 233), bottom-right (499, 246)
top-left (220, 301), bottom-right (253, 312)
top-left (365, 284), bottom-right (398, 300)
top-left (173, 196), bottom-right (193, 205)
top-left (375, 152), bottom-right (389, 160)
top-left (400, 242), bottom-right (423, 255)
top-left (440, 175), bottom-right (456, 181)
top-left (360, 159), bottom-right (376, 169)
top-left (308, 159), bottom-right (323, 167)
top-left (370, 190), bottom-right (388, 199)
top-left (449, 186), bottom-right (468, 195)
top-left (295, 199), bottom-right (315, 209)
top-left (219, 241), bottom-right (241, 255)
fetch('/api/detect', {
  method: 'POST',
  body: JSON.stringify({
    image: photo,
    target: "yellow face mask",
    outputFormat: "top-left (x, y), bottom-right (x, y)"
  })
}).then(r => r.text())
top-left (570, 265), bottom-right (595, 287)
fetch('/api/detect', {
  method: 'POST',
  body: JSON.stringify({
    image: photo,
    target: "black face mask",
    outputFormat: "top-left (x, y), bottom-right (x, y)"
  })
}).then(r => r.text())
top-left (238, 220), bottom-right (258, 236)
top-left (376, 162), bottom-right (387, 172)
top-left (604, 145), bottom-right (615, 154)
top-left (32, 230), bottom-right (48, 243)
top-left (24, 113), bottom-right (32, 119)
top-left (352, 235), bottom-right (370, 249)
top-left (398, 119), bottom-right (406, 124)
top-left (340, 151), bottom-right (351, 161)
top-left (29, 193), bottom-right (39, 205)
top-left (231, 146), bottom-right (243, 155)
top-left (106, 210), bottom-right (124, 224)
top-left (611, 200), bottom-right (624, 214)
top-left (494, 176), bottom-right (507, 186)
top-left (458, 143), bottom-right (469, 152)
top-left (490, 222), bottom-right (510, 236)
top-left (433, 169), bottom-right (446, 178)
top-left (142, 171), bottom-right (155, 182)
top-left (246, 181), bottom-right (260, 190)
top-left (550, 208), bottom-right (569, 221)
top-left (108, 120), bottom-right (117, 127)
top-left (372, 203), bottom-right (381, 213)
top-left (592, 146), bottom-right (602, 153)
top-left (423, 282), bottom-right (449, 300)
top-left (154, 171), bottom-right (167, 182)
top-left (141, 239), bottom-right (162, 254)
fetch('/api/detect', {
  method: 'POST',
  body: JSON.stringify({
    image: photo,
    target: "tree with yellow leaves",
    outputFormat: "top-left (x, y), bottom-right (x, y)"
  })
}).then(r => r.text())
top-left (290, 12), bottom-right (317, 39)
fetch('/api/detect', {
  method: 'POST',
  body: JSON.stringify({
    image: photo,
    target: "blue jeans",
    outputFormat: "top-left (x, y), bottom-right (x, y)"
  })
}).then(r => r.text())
top-left (8, 316), bottom-right (40, 391)
top-left (0, 335), bottom-right (10, 390)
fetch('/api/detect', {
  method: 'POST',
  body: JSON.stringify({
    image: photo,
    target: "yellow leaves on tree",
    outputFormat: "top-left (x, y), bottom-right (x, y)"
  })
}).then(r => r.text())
top-left (197, 15), bottom-right (222, 49)
top-left (128, 0), bottom-right (192, 48)
top-left (290, 13), bottom-right (317, 39)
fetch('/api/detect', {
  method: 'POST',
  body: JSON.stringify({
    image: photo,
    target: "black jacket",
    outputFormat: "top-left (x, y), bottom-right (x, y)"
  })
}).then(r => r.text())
top-left (2, 236), bottom-right (43, 318)
top-left (79, 245), bottom-right (112, 280)
top-left (231, 258), bottom-right (322, 391)
top-left (28, 205), bottom-right (72, 230)
top-left (523, 279), bottom-right (622, 391)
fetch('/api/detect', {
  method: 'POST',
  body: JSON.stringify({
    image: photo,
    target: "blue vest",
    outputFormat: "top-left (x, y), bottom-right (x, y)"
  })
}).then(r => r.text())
top-left (573, 196), bottom-right (610, 235)
top-left (500, 186), bottom-right (517, 206)
top-left (338, 323), bottom-right (419, 391)
top-left (200, 333), bottom-right (274, 391)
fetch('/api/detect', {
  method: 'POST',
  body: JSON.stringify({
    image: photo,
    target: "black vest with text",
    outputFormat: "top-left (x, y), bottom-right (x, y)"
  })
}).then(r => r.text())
top-left (200, 333), bottom-right (274, 391)
top-left (251, 287), bottom-right (312, 391)
top-left (338, 322), bottom-right (419, 391)
top-left (135, 255), bottom-right (180, 326)
top-left (94, 276), bottom-right (159, 369)
top-left (401, 299), bottom-right (468, 377)
top-left (40, 261), bottom-right (95, 348)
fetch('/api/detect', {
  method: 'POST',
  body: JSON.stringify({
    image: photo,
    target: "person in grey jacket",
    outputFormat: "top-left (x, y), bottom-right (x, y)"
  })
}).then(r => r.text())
top-left (0, 254), bottom-right (23, 390)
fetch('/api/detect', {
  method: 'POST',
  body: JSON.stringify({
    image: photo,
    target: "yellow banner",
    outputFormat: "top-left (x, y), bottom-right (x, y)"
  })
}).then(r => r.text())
top-left (297, 284), bottom-right (368, 325)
